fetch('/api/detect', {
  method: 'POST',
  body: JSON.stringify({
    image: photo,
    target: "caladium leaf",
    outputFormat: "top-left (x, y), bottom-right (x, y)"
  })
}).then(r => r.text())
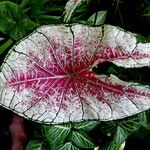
top-left (0, 24), bottom-right (150, 124)
top-left (64, 0), bottom-right (84, 23)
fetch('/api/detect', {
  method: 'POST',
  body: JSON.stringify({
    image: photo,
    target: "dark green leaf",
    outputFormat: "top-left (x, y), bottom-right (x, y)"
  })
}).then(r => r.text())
top-left (43, 124), bottom-right (71, 144)
top-left (36, 15), bottom-right (62, 24)
top-left (0, 38), bottom-right (13, 55)
top-left (113, 119), bottom-right (140, 146)
top-left (138, 109), bottom-right (150, 130)
top-left (0, 1), bottom-right (38, 40)
top-left (99, 141), bottom-right (126, 150)
top-left (114, 126), bottom-right (128, 145)
top-left (87, 11), bottom-right (107, 25)
top-left (70, 130), bottom-right (95, 148)
top-left (58, 142), bottom-right (80, 150)
top-left (26, 140), bottom-right (48, 150)
top-left (73, 121), bottom-right (100, 132)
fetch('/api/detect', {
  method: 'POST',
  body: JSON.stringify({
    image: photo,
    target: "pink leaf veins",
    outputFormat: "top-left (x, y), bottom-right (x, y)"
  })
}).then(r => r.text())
top-left (0, 24), bottom-right (150, 124)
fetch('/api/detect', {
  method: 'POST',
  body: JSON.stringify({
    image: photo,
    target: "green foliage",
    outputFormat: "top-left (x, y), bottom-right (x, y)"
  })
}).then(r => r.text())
top-left (27, 122), bottom-right (96, 150)
top-left (26, 140), bottom-right (48, 150)
top-left (0, 1), bottom-right (38, 40)
top-left (139, 109), bottom-right (150, 130)
top-left (70, 130), bottom-right (94, 148)
top-left (87, 11), bottom-right (107, 25)
top-left (0, 38), bottom-right (13, 55)
top-left (0, 0), bottom-right (150, 150)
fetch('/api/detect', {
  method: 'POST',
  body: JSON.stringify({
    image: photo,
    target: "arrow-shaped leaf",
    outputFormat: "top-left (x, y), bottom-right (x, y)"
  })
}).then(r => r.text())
top-left (0, 24), bottom-right (150, 124)
top-left (70, 130), bottom-right (95, 148)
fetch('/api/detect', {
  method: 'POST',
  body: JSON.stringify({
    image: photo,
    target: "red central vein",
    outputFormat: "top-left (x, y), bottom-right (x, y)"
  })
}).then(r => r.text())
top-left (8, 75), bottom-right (70, 86)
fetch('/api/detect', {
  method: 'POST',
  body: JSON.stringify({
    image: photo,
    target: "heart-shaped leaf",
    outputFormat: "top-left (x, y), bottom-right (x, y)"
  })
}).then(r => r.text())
top-left (43, 124), bottom-right (71, 144)
top-left (26, 140), bottom-right (47, 150)
top-left (73, 121), bottom-right (100, 131)
top-left (0, 24), bottom-right (150, 124)
top-left (70, 130), bottom-right (95, 148)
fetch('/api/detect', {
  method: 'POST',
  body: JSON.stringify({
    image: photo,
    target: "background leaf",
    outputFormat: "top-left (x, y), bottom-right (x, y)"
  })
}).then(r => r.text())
top-left (87, 11), bottom-right (107, 25)
top-left (73, 121), bottom-right (100, 132)
top-left (26, 140), bottom-right (48, 150)
top-left (43, 124), bottom-right (71, 145)
top-left (0, 38), bottom-right (13, 55)
top-left (70, 130), bottom-right (95, 148)
top-left (58, 142), bottom-right (80, 150)
top-left (138, 110), bottom-right (150, 130)
top-left (0, 1), bottom-right (38, 40)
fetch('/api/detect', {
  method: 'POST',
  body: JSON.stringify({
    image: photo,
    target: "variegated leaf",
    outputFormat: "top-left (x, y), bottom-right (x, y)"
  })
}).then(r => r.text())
top-left (0, 24), bottom-right (150, 124)
top-left (64, 0), bottom-right (83, 23)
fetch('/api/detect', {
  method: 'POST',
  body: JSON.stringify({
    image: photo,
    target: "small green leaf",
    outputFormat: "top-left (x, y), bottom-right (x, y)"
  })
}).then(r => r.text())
top-left (70, 130), bottom-right (95, 148)
top-left (43, 124), bottom-right (71, 144)
top-left (0, 38), bottom-right (13, 55)
top-left (36, 15), bottom-right (61, 24)
top-left (138, 109), bottom-right (150, 130)
top-left (99, 141), bottom-right (120, 150)
top-left (113, 119), bottom-right (140, 146)
top-left (58, 142), bottom-right (80, 150)
top-left (26, 140), bottom-right (47, 150)
top-left (87, 11), bottom-right (107, 25)
top-left (114, 126), bottom-right (128, 145)
top-left (0, 1), bottom-right (38, 40)
top-left (73, 121), bottom-right (100, 131)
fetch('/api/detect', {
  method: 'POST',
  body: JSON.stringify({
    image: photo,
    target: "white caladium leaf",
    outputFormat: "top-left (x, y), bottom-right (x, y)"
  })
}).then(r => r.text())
top-left (0, 24), bottom-right (150, 124)
top-left (64, 0), bottom-right (83, 23)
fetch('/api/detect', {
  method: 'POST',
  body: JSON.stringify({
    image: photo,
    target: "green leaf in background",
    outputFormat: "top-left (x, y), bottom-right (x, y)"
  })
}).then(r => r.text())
top-left (114, 119), bottom-right (140, 146)
top-left (0, 1), bottom-right (38, 40)
top-left (99, 141), bottom-right (120, 150)
top-left (87, 11), bottom-right (107, 25)
top-left (99, 118), bottom-right (140, 149)
top-left (73, 121), bottom-right (100, 132)
top-left (58, 142), bottom-right (80, 150)
top-left (0, 38), bottom-right (13, 55)
top-left (138, 109), bottom-right (150, 130)
top-left (114, 126), bottom-right (128, 146)
top-left (24, 0), bottom-right (63, 24)
top-left (64, 0), bottom-right (83, 23)
top-left (70, 130), bottom-right (95, 148)
top-left (43, 124), bottom-right (71, 144)
top-left (25, 0), bottom-right (49, 17)
top-left (35, 15), bottom-right (62, 24)
top-left (26, 140), bottom-right (48, 150)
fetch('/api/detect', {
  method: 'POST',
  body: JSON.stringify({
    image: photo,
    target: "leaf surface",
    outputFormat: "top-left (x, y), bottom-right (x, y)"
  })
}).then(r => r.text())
top-left (26, 140), bottom-right (47, 150)
top-left (70, 130), bottom-right (95, 148)
top-left (0, 24), bottom-right (150, 124)
top-left (64, 0), bottom-right (83, 23)
top-left (58, 142), bottom-right (80, 150)
top-left (0, 1), bottom-right (38, 40)
top-left (43, 124), bottom-right (71, 144)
